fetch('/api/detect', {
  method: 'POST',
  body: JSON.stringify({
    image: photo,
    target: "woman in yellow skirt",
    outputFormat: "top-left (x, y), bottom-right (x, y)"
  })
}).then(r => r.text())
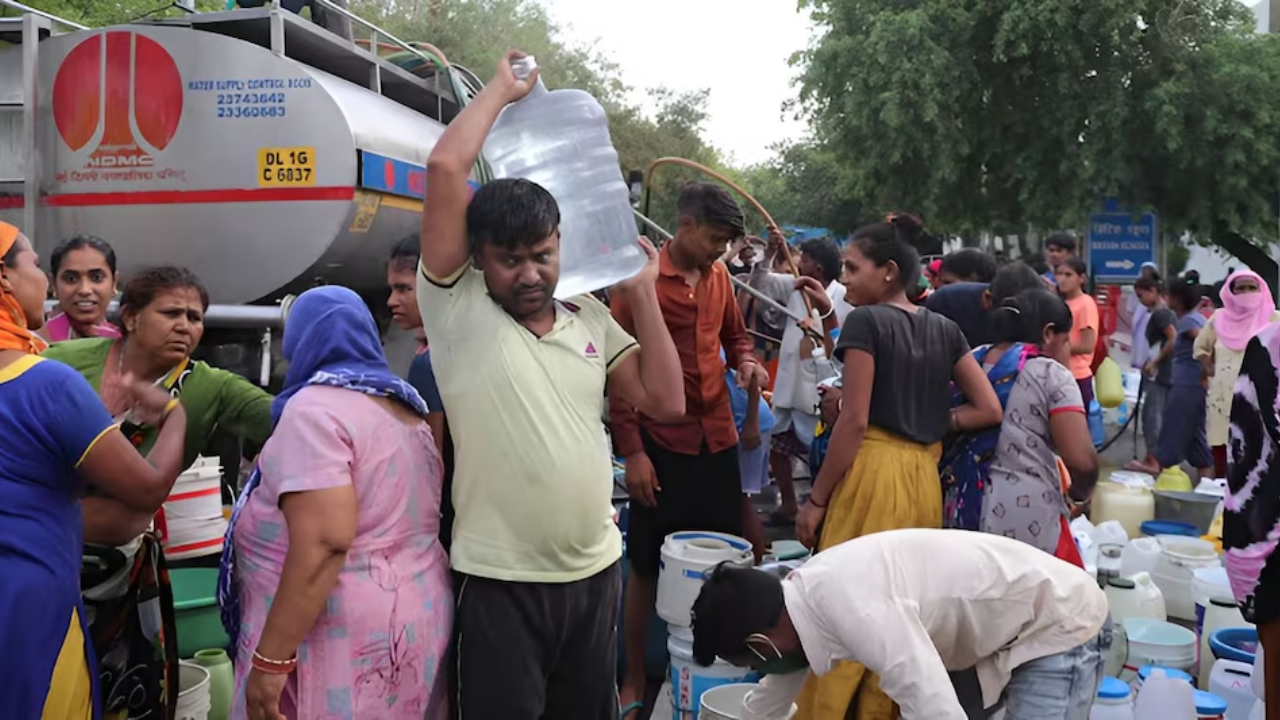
top-left (794, 214), bottom-right (1004, 719)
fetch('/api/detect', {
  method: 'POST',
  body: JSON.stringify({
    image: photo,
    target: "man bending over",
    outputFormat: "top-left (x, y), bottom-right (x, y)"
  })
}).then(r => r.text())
top-left (692, 529), bottom-right (1111, 720)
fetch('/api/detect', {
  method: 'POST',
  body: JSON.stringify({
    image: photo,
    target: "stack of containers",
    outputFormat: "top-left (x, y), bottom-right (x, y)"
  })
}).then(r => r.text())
top-left (160, 456), bottom-right (226, 561)
top-left (655, 531), bottom-right (757, 719)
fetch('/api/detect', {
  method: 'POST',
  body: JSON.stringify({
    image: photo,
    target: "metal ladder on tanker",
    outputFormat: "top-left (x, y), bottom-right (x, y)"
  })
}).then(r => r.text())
top-left (0, 1), bottom-right (85, 241)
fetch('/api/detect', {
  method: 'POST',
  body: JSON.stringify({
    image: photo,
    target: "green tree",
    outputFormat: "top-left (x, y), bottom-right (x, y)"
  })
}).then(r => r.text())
top-left (11, 0), bottom-right (221, 27)
top-left (795, 0), bottom-right (1280, 280)
top-left (740, 140), bottom-right (865, 235)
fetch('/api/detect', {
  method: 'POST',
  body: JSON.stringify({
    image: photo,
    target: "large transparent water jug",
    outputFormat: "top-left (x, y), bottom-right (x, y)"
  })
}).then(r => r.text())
top-left (482, 57), bottom-right (645, 299)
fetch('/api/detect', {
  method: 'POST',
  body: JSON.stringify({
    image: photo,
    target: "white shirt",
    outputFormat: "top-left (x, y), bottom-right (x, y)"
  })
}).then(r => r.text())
top-left (740, 530), bottom-right (1109, 720)
top-left (746, 260), bottom-right (853, 411)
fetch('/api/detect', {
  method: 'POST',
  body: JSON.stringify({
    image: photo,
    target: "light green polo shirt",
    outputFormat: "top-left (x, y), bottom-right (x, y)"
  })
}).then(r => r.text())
top-left (419, 263), bottom-right (637, 582)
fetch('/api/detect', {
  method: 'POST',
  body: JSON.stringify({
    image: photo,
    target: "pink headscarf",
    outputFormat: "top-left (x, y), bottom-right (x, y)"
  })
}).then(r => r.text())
top-left (1215, 270), bottom-right (1276, 351)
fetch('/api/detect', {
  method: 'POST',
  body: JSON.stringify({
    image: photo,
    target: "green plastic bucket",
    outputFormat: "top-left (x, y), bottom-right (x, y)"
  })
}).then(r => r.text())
top-left (170, 568), bottom-right (229, 659)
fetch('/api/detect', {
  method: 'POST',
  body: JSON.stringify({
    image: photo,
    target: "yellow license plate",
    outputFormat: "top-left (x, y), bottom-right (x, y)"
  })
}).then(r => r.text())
top-left (257, 147), bottom-right (316, 187)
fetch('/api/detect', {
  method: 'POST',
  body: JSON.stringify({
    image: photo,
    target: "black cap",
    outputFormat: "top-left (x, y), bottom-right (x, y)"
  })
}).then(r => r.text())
top-left (690, 563), bottom-right (785, 666)
top-left (1108, 578), bottom-right (1136, 589)
top-left (1210, 597), bottom-right (1238, 609)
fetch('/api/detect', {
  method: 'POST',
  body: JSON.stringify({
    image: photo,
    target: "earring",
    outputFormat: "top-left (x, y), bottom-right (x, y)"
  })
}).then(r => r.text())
top-left (884, 276), bottom-right (891, 282)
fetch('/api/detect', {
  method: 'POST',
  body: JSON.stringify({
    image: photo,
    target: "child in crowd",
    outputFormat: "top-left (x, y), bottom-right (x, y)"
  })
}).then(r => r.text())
top-left (1135, 279), bottom-right (1214, 477)
top-left (1055, 257), bottom-right (1099, 408)
top-left (1127, 277), bottom-right (1177, 473)
top-left (1042, 232), bottom-right (1077, 287)
top-left (726, 357), bottom-right (776, 561)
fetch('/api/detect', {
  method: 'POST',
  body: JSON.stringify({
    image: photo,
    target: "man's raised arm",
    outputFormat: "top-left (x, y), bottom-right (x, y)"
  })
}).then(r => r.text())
top-left (419, 50), bottom-right (538, 280)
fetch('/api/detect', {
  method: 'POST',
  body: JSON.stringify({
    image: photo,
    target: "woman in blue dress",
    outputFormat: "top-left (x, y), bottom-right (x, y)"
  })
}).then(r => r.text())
top-left (0, 221), bottom-right (189, 719)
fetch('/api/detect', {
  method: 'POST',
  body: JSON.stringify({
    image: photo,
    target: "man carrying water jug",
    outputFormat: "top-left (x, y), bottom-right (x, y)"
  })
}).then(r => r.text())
top-left (418, 50), bottom-right (685, 719)
top-left (690, 529), bottom-right (1113, 720)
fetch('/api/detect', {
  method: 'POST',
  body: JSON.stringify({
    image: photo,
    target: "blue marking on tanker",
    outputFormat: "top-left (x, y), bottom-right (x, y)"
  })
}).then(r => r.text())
top-left (359, 150), bottom-right (480, 201)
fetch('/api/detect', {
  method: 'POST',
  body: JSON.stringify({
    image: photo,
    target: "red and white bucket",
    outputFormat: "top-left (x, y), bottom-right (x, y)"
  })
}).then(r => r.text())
top-left (158, 457), bottom-right (226, 561)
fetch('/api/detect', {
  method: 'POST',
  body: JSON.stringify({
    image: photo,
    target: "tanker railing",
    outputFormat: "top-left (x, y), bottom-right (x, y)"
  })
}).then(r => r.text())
top-left (310, 0), bottom-right (482, 143)
top-left (0, 0), bottom-right (87, 31)
top-left (307, 0), bottom-right (494, 181)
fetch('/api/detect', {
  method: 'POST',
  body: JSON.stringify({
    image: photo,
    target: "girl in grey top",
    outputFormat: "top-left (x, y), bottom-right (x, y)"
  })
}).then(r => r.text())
top-left (983, 290), bottom-right (1100, 556)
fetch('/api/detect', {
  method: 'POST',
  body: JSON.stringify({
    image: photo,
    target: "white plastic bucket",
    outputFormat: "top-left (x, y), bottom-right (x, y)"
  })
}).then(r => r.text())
top-left (668, 633), bottom-right (756, 719)
top-left (176, 661), bottom-right (212, 720)
top-left (162, 458), bottom-right (226, 561)
top-left (657, 532), bottom-right (754, 627)
top-left (1152, 536), bottom-right (1221, 621)
top-left (699, 683), bottom-right (797, 720)
top-left (1122, 618), bottom-right (1198, 679)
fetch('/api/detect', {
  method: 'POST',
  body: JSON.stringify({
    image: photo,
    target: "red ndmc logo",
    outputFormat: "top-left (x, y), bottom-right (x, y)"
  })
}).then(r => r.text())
top-left (51, 31), bottom-right (184, 169)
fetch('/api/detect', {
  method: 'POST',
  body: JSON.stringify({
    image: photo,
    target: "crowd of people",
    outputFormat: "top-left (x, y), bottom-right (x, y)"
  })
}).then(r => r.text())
top-left (1, 49), bottom-right (1277, 720)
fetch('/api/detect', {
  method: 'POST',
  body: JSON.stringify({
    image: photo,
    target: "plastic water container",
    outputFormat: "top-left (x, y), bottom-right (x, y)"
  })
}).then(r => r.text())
top-left (1133, 668), bottom-right (1196, 720)
top-left (699, 683), bottom-right (797, 720)
top-left (1123, 620), bottom-right (1198, 680)
top-left (1098, 358), bottom-right (1125, 407)
top-left (1194, 690), bottom-right (1228, 719)
top-left (1156, 467), bottom-right (1195, 492)
top-left (482, 58), bottom-right (646, 299)
top-left (1135, 664), bottom-right (1196, 691)
top-left (1121, 537), bottom-right (1165, 578)
top-left (1250, 645), bottom-right (1265, 720)
top-left (1152, 536), bottom-right (1221, 621)
top-left (1207, 659), bottom-right (1256, 720)
top-left (657, 532), bottom-right (754, 627)
top-left (1094, 478), bottom-right (1156, 540)
top-left (1106, 574), bottom-right (1167, 626)
top-left (668, 632), bottom-right (756, 719)
top-left (1091, 677), bottom-right (1135, 720)
top-left (176, 661), bottom-right (212, 720)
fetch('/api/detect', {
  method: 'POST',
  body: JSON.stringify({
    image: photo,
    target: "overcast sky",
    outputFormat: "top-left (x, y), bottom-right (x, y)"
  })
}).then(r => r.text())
top-left (538, 0), bottom-right (816, 166)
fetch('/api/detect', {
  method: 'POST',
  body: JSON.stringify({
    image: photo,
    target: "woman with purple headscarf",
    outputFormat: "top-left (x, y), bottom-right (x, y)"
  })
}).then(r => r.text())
top-left (1195, 270), bottom-right (1280, 477)
top-left (219, 286), bottom-right (450, 720)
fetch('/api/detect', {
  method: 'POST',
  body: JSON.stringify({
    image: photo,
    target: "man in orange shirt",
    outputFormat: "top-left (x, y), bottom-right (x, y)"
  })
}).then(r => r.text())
top-left (612, 182), bottom-right (769, 717)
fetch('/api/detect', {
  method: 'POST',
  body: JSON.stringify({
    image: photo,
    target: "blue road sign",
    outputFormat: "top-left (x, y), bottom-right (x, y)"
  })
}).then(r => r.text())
top-left (1087, 212), bottom-right (1157, 281)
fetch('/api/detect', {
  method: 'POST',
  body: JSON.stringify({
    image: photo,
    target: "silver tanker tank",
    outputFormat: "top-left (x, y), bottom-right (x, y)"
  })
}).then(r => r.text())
top-left (0, 7), bottom-right (467, 305)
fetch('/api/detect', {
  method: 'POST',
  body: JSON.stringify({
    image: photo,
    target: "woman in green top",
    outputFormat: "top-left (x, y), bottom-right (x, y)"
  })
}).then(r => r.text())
top-left (44, 265), bottom-right (273, 720)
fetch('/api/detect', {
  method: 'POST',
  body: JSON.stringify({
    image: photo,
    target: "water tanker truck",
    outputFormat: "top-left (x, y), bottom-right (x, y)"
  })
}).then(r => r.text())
top-left (0, 0), bottom-right (478, 381)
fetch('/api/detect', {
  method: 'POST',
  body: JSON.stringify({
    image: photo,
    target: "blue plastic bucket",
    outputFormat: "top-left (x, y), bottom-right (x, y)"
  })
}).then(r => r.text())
top-left (1209, 627), bottom-right (1259, 664)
